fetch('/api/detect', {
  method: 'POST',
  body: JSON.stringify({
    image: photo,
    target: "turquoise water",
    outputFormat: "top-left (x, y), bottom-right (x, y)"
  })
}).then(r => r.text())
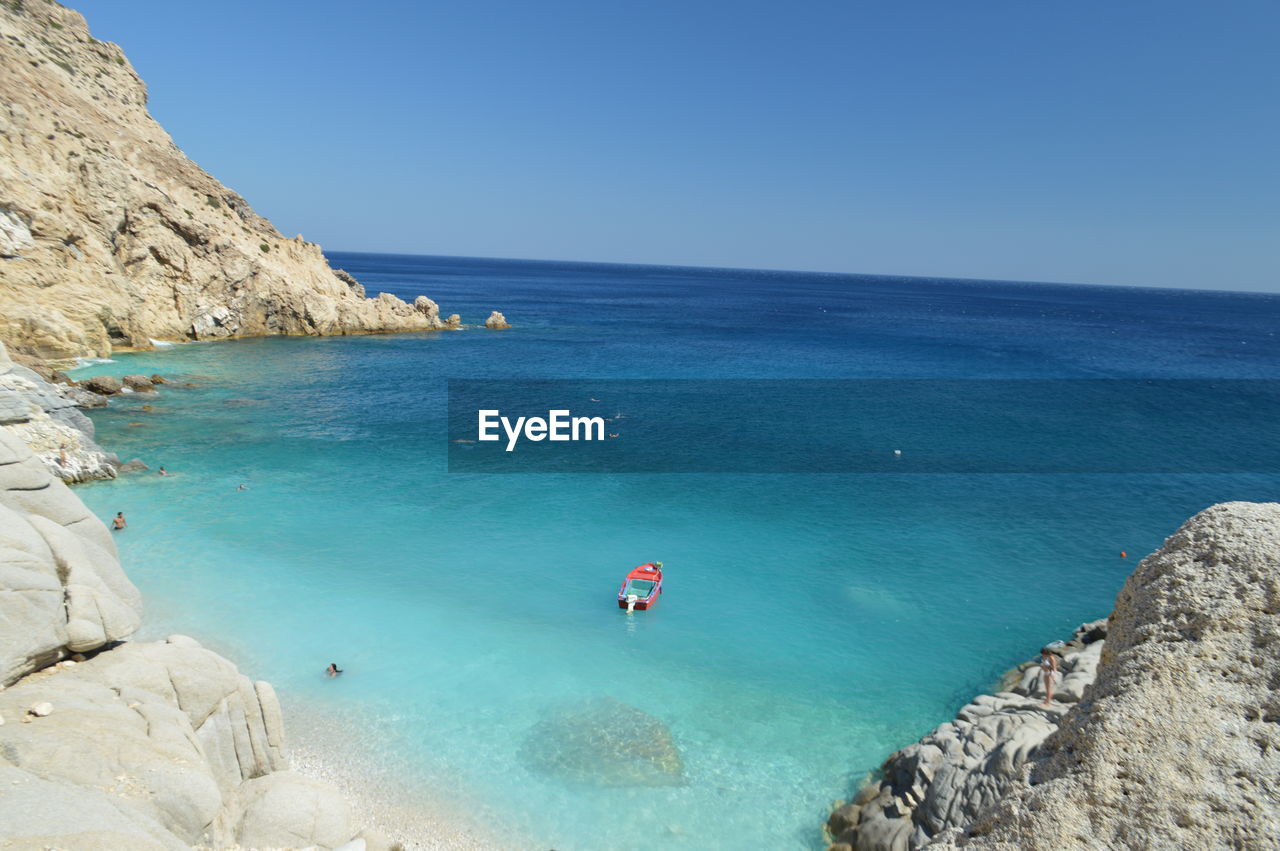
top-left (74, 255), bottom-right (1280, 849)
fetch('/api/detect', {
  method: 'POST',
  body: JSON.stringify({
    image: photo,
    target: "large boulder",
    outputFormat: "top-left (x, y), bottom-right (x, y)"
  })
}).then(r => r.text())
top-left (236, 771), bottom-right (355, 849)
top-left (939, 502), bottom-right (1280, 849)
top-left (484, 310), bottom-right (511, 329)
top-left (121, 374), bottom-right (155, 392)
top-left (827, 622), bottom-right (1105, 850)
top-left (81, 375), bottom-right (123, 396)
top-left (0, 636), bottom-right (330, 848)
top-left (0, 430), bottom-right (140, 685)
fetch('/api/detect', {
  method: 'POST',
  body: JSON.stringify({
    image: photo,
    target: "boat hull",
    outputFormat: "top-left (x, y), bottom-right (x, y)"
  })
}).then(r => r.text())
top-left (617, 592), bottom-right (659, 610)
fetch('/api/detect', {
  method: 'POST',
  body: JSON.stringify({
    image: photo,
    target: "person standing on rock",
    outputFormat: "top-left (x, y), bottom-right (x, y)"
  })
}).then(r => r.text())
top-left (112, 511), bottom-right (127, 531)
top-left (1040, 643), bottom-right (1061, 705)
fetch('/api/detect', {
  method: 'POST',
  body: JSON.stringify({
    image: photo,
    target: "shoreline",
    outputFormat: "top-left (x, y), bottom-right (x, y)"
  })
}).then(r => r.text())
top-left (284, 705), bottom-right (516, 850)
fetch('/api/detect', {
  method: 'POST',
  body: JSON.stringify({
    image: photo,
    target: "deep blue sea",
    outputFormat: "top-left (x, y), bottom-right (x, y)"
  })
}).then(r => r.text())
top-left (73, 254), bottom-right (1280, 849)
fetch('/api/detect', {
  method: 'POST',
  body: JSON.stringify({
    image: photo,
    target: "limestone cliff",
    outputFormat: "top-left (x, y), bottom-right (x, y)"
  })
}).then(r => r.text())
top-left (943, 502), bottom-right (1280, 849)
top-left (826, 502), bottom-right (1280, 850)
top-left (0, 0), bottom-right (451, 359)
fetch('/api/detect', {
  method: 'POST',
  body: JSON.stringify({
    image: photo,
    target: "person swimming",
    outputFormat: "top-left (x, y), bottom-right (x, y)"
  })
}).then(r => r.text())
top-left (112, 512), bottom-right (127, 531)
top-left (325, 663), bottom-right (343, 677)
top-left (158, 466), bottom-right (168, 476)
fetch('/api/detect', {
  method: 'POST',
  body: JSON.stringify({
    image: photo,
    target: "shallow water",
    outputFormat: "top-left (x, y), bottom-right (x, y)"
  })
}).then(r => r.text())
top-left (75, 255), bottom-right (1280, 849)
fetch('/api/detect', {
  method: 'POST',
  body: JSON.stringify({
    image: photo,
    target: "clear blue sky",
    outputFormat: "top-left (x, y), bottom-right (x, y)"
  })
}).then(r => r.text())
top-left (72, 0), bottom-right (1278, 290)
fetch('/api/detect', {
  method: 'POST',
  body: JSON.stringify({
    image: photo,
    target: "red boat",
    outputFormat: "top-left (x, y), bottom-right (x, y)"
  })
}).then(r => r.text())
top-left (617, 562), bottom-right (663, 611)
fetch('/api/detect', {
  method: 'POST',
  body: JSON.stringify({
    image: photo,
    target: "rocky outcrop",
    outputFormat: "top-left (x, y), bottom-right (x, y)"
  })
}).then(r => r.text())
top-left (484, 311), bottom-right (511, 329)
top-left (827, 502), bottom-right (1280, 851)
top-left (0, 429), bottom-right (367, 849)
top-left (935, 502), bottom-right (1280, 849)
top-left (0, 428), bottom-right (138, 684)
top-left (0, 341), bottom-right (117, 482)
top-left (0, 0), bottom-right (450, 359)
top-left (828, 622), bottom-right (1106, 851)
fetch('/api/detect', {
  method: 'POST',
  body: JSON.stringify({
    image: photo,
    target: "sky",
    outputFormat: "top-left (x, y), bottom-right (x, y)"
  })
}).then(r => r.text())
top-left (70, 0), bottom-right (1279, 291)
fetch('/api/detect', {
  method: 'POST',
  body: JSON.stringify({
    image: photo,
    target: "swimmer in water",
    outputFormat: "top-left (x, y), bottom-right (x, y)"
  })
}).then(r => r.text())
top-left (158, 466), bottom-right (168, 476)
top-left (112, 512), bottom-right (127, 531)
top-left (326, 663), bottom-right (343, 677)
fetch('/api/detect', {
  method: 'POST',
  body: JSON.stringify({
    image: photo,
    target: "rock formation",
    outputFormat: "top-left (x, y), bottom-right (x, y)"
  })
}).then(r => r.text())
top-left (826, 502), bottom-right (1280, 851)
top-left (0, 0), bottom-right (449, 359)
top-left (484, 311), bottom-right (511, 329)
top-left (0, 429), bottom-right (375, 849)
top-left (0, 341), bottom-right (117, 482)
top-left (937, 502), bottom-right (1280, 849)
top-left (827, 622), bottom-right (1106, 850)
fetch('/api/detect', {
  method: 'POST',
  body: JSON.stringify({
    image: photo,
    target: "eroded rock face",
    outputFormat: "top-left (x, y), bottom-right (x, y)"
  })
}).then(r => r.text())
top-left (520, 697), bottom-right (685, 786)
top-left (942, 502), bottom-right (1280, 850)
top-left (0, 636), bottom-right (357, 849)
top-left (0, 429), bottom-right (140, 684)
top-left (485, 310), bottom-right (511, 329)
top-left (833, 502), bottom-right (1280, 851)
top-left (828, 622), bottom-right (1106, 851)
top-left (0, 342), bottom-right (117, 481)
top-left (0, 0), bottom-right (448, 359)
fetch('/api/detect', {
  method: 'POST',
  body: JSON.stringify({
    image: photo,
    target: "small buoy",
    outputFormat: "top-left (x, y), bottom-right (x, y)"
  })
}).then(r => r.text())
top-left (1120, 551), bottom-right (1127, 559)
top-left (893, 449), bottom-right (902, 456)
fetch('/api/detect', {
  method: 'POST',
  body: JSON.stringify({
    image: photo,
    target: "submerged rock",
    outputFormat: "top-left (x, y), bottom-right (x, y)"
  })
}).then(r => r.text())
top-left (520, 697), bottom-right (685, 787)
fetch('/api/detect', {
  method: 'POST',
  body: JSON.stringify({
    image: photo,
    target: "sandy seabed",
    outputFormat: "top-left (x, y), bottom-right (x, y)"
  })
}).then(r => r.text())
top-left (283, 704), bottom-right (528, 850)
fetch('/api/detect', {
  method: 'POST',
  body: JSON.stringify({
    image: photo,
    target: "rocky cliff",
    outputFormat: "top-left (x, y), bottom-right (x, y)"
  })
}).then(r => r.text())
top-left (0, 0), bottom-right (454, 359)
top-left (826, 502), bottom-right (1280, 850)
top-left (0, 428), bottom-right (381, 848)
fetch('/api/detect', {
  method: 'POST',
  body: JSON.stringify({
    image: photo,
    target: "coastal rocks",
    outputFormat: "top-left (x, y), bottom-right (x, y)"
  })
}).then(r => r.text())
top-left (0, 396), bottom-right (367, 849)
top-left (0, 342), bottom-right (119, 482)
top-left (0, 636), bottom-right (362, 849)
top-left (827, 620), bottom-right (1107, 850)
top-left (0, 0), bottom-right (452, 359)
top-left (414, 295), bottom-right (441, 324)
top-left (82, 375), bottom-right (124, 396)
top-left (485, 310), bottom-right (511, 329)
top-left (521, 697), bottom-right (685, 787)
top-left (122, 374), bottom-right (155, 392)
top-left (936, 502), bottom-right (1280, 850)
top-left (236, 771), bottom-right (355, 848)
top-left (0, 429), bottom-right (141, 685)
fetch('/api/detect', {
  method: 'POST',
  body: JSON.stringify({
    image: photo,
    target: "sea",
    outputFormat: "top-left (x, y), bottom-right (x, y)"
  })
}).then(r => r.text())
top-left (72, 253), bottom-right (1280, 849)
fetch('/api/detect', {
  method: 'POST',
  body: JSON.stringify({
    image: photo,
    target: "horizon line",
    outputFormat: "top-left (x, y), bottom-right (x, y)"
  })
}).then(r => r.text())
top-left (323, 247), bottom-right (1279, 299)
